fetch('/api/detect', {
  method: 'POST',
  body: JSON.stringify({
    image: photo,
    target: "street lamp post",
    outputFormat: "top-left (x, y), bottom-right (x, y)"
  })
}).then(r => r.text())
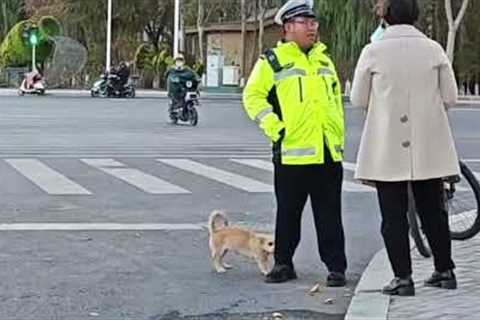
top-left (106, 0), bottom-right (112, 72)
top-left (174, 0), bottom-right (180, 57)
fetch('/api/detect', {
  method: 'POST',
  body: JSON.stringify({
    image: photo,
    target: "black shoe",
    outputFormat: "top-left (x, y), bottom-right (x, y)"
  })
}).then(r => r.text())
top-left (424, 270), bottom-right (457, 289)
top-left (382, 277), bottom-right (415, 296)
top-left (264, 264), bottom-right (297, 283)
top-left (326, 272), bottom-right (346, 287)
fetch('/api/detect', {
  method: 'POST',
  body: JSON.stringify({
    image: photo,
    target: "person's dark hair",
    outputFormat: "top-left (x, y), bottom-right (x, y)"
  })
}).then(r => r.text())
top-left (377, 0), bottom-right (420, 25)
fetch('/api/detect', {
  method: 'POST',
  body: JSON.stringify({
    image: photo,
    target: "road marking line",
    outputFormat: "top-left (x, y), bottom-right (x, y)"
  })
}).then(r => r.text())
top-left (474, 171), bottom-right (480, 182)
top-left (0, 223), bottom-right (202, 231)
top-left (230, 159), bottom-right (273, 171)
top-left (343, 181), bottom-right (375, 193)
top-left (157, 159), bottom-right (272, 193)
top-left (5, 159), bottom-right (91, 195)
top-left (343, 161), bottom-right (357, 172)
top-left (81, 158), bottom-right (190, 194)
top-left (231, 159), bottom-right (374, 193)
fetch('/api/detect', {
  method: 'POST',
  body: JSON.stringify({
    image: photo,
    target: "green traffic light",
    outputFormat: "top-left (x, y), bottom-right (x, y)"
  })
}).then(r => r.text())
top-left (29, 33), bottom-right (38, 45)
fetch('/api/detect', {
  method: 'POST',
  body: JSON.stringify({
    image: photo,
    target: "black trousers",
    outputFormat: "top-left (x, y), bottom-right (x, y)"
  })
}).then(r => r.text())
top-left (273, 147), bottom-right (347, 273)
top-left (376, 180), bottom-right (455, 278)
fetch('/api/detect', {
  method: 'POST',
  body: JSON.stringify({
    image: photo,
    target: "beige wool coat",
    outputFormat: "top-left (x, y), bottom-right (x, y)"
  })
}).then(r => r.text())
top-left (350, 25), bottom-right (460, 181)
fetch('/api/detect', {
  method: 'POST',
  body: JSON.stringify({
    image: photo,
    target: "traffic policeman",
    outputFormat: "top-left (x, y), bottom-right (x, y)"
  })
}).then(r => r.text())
top-left (242, 0), bottom-right (347, 285)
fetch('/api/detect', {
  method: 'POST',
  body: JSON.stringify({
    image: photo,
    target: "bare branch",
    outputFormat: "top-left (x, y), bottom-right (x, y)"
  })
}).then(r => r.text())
top-left (454, 0), bottom-right (470, 29)
top-left (444, 0), bottom-right (454, 28)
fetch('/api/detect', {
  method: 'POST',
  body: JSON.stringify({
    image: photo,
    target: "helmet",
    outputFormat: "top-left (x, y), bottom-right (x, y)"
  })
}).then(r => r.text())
top-left (174, 53), bottom-right (185, 61)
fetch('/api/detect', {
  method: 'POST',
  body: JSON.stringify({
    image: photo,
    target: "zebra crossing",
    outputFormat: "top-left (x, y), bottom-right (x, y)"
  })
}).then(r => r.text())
top-left (3, 157), bottom-right (479, 196)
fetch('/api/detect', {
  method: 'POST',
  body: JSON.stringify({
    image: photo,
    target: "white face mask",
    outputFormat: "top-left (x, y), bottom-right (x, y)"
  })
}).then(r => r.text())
top-left (175, 61), bottom-right (184, 68)
top-left (370, 23), bottom-right (386, 43)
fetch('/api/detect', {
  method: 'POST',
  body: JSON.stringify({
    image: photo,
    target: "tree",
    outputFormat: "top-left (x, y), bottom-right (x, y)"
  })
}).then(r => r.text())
top-left (316, 0), bottom-right (376, 82)
top-left (0, 0), bottom-right (26, 43)
top-left (445, 0), bottom-right (470, 62)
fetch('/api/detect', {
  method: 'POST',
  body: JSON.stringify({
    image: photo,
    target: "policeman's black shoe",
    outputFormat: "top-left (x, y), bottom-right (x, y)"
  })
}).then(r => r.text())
top-left (326, 272), bottom-right (346, 287)
top-left (264, 264), bottom-right (297, 283)
top-left (424, 270), bottom-right (457, 289)
top-left (382, 277), bottom-right (415, 296)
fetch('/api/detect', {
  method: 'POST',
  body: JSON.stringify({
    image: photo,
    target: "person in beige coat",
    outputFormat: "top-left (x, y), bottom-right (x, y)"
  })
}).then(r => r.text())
top-left (351, 0), bottom-right (459, 296)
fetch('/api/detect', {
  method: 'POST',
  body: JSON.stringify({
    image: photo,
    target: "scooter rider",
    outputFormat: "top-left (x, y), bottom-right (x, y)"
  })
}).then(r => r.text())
top-left (165, 54), bottom-right (200, 113)
top-left (111, 61), bottom-right (130, 94)
top-left (25, 69), bottom-right (43, 89)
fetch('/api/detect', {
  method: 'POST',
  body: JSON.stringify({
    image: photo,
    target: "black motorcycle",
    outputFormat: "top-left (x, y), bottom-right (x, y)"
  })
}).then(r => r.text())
top-left (91, 73), bottom-right (135, 98)
top-left (169, 80), bottom-right (199, 126)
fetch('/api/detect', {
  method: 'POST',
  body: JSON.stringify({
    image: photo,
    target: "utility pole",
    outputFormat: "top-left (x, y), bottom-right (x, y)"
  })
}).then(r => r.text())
top-left (240, 0), bottom-right (246, 86)
top-left (106, 0), bottom-right (112, 71)
top-left (174, 0), bottom-right (180, 57)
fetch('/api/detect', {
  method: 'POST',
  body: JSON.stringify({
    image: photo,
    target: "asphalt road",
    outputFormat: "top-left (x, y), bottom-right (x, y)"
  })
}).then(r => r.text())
top-left (0, 96), bottom-right (478, 320)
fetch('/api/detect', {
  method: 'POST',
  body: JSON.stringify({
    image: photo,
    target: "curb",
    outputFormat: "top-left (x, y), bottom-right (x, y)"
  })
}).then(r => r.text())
top-left (1, 89), bottom-right (479, 106)
top-left (344, 248), bottom-right (392, 320)
top-left (0, 88), bottom-right (242, 100)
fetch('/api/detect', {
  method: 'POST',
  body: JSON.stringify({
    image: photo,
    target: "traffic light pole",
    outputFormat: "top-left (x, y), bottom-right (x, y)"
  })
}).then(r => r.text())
top-left (32, 43), bottom-right (36, 72)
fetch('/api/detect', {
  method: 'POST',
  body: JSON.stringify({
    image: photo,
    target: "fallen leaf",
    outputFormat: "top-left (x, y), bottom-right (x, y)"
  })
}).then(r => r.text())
top-left (308, 283), bottom-right (322, 295)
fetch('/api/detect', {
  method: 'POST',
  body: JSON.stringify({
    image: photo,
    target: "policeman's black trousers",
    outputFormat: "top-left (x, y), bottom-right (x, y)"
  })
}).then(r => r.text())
top-left (273, 148), bottom-right (347, 273)
top-left (375, 179), bottom-right (455, 278)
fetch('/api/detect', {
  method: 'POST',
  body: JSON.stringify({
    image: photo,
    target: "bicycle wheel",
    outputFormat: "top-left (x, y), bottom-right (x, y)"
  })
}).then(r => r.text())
top-left (407, 183), bottom-right (431, 258)
top-left (447, 161), bottom-right (480, 240)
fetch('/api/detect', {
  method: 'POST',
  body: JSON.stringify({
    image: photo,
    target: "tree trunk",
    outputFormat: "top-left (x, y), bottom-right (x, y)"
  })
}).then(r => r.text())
top-left (197, 0), bottom-right (205, 63)
top-left (258, 0), bottom-right (265, 56)
top-left (445, 0), bottom-right (470, 62)
top-left (425, 0), bottom-right (434, 38)
top-left (240, 0), bottom-right (246, 85)
top-left (446, 29), bottom-right (456, 62)
top-left (2, 1), bottom-right (8, 38)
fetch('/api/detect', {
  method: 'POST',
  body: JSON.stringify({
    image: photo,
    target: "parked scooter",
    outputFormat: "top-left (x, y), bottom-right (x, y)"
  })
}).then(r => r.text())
top-left (18, 71), bottom-right (46, 96)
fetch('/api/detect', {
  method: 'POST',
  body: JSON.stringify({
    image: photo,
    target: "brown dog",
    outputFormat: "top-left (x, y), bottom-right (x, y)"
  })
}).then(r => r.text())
top-left (208, 210), bottom-right (274, 275)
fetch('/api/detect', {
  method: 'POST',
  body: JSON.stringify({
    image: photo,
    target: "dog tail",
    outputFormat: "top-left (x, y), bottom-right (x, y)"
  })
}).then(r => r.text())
top-left (208, 210), bottom-right (228, 233)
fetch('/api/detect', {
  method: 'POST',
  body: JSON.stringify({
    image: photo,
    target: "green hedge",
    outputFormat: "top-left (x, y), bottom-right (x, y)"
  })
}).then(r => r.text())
top-left (0, 16), bottom-right (62, 68)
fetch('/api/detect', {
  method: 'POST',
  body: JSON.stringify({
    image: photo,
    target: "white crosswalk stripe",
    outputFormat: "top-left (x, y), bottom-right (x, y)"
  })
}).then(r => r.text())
top-left (157, 159), bottom-right (273, 193)
top-left (343, 161), bottom-right (357, 172)
top-left (231, 159), bottom-right (273, 171)
top-left (81, 158), bottom-right (190, 194)
top-left (11, 157), bottom-right (474, 195)
top-left (0, 223), bottom-right (202, 231)
top-left (5, 159), bottom-right (91, 195)
top-left (474, 171), bottom-right (480, 182)
top-left (231, 159), bottom-right (374, 193)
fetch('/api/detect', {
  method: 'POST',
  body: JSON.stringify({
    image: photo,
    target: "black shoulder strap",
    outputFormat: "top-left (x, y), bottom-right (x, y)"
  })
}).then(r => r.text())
top-left (263, 49), bottom-right (282, 73)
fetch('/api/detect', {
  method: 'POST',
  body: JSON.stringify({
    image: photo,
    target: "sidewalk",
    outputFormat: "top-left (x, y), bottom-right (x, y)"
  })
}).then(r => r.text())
top-left (345, 231), bottom-right (480, 320)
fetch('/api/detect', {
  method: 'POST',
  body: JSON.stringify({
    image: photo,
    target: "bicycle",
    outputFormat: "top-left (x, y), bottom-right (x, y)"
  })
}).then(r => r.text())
top-left (407, 161), bottom-right (480, 258)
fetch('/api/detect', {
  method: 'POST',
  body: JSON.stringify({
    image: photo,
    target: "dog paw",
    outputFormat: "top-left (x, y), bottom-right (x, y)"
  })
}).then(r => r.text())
top-left (215, 268), bottom-right (227, 273)
top-left (223, 263), bottom-right (233, 269)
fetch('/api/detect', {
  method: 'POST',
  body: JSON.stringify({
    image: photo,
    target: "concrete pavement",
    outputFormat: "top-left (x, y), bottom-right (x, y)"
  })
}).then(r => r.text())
top-left (346, 217), bottom-right (480, 320)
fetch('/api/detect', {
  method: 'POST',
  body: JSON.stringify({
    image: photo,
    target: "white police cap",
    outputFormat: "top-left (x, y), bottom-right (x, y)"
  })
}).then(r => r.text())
top-left (274, 0), bottom-right (316, 26)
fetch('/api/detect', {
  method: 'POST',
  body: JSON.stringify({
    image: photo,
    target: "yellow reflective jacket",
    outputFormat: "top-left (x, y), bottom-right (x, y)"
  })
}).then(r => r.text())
top-left (243, 41), bottom-right (345, 165)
